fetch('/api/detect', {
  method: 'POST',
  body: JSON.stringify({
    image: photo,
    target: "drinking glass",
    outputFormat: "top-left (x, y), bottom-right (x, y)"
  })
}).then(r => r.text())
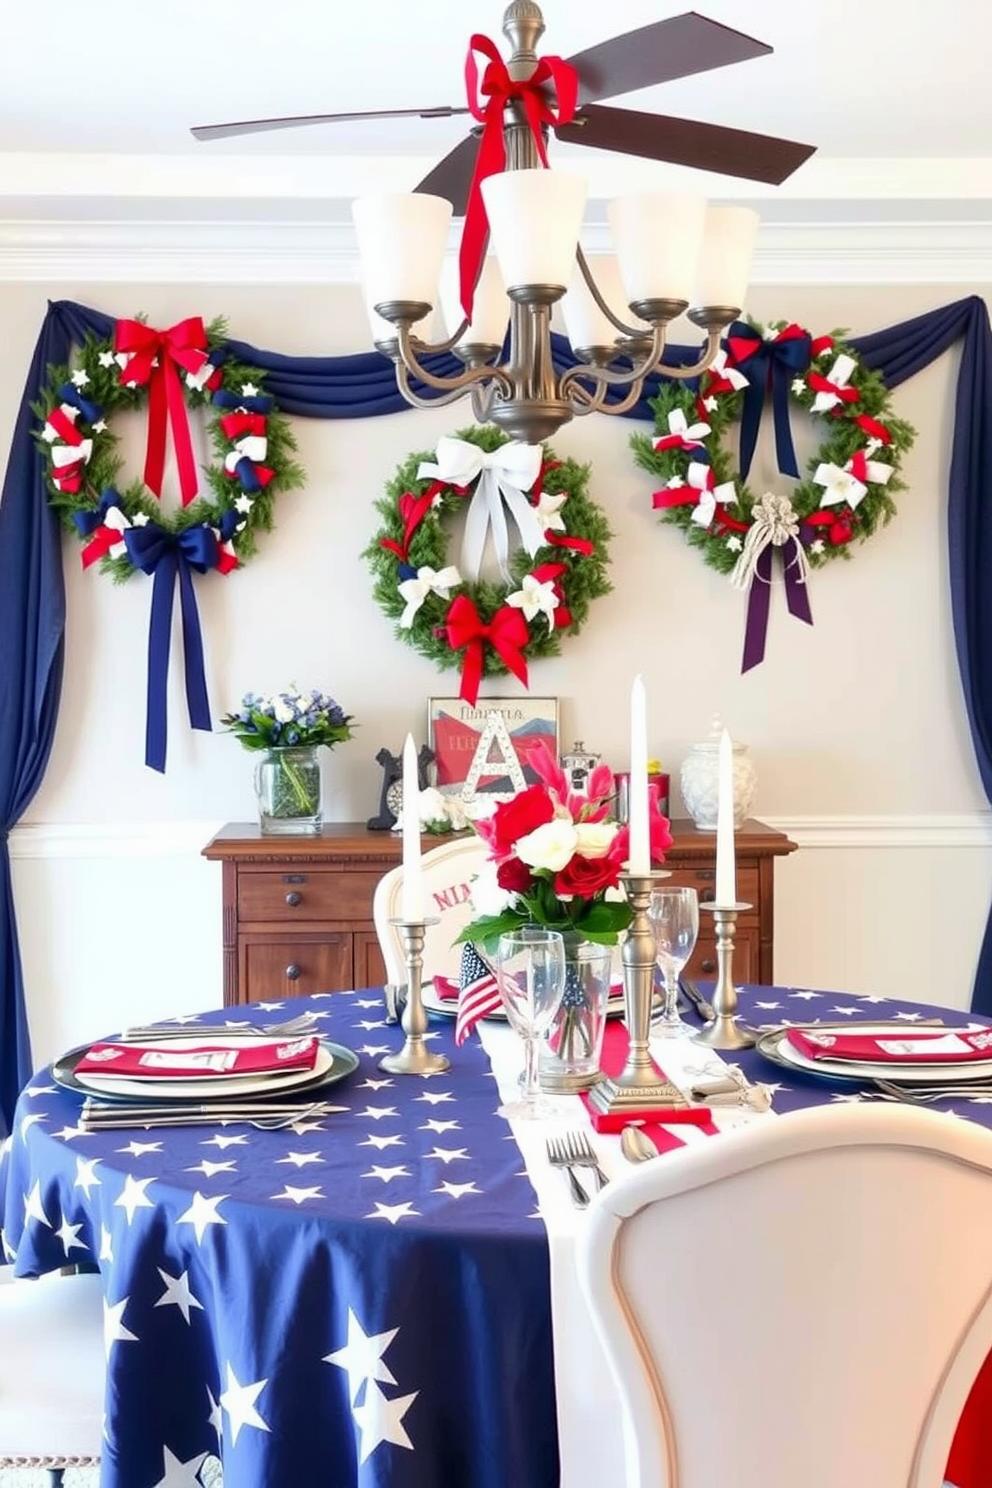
top-left (495, 927), bottom-right (567, 1119)
top-left (647, 886), bottom-right (699, 1039)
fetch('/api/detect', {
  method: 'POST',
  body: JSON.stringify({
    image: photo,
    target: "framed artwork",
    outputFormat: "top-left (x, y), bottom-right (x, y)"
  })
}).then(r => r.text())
top-left (427, 697), bottom-right (559, 803)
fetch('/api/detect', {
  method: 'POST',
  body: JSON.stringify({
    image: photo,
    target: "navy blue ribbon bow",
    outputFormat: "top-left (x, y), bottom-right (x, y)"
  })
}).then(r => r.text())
top-left (123, 521), bottom-right (218, 772)
top-left (57, 381), bottom-right (103, 426)
top-left (71, 486), bottom-right (123, 538)
top-left (725, 322), bottom-right (813, 481)
top-left (211, 387), bottom-right (273, 415)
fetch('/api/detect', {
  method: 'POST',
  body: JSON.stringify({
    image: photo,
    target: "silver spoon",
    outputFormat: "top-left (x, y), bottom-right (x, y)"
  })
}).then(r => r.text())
top-left (620, 1125), bottom-right (658, 1163)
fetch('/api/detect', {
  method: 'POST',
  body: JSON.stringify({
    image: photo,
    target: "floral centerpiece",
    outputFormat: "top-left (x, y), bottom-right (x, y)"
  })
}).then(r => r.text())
top-left (456, 741), bottom-right (672, 950)
top-left (221, 687), bottom-right (355, 834)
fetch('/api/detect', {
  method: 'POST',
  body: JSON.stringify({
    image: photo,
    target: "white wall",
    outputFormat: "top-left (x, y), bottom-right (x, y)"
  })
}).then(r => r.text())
top-left (2, 278), bottom-right (991, 1069)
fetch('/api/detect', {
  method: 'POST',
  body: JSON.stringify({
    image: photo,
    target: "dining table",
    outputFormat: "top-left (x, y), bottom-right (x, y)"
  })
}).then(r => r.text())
top-left (1, 980), bottom-right (989, 1488)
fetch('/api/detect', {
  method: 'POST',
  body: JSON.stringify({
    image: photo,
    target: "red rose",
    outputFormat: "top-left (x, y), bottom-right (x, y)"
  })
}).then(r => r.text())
top-left (554, 852), bottom-right (623, 899)
top-left (489, 786), bottom-right (555, 855)
top-left (497, 857), bottom-right (535, 894)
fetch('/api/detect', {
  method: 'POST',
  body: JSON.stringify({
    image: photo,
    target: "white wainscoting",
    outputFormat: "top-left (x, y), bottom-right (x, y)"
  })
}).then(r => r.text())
top-left (9, 814), bottom-right (992, 1073)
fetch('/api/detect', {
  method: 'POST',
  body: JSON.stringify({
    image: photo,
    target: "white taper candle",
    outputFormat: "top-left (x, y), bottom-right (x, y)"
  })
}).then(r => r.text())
top-left (400, 734), bottom-right (425, 922)
top-left (628, 675), bottom-right (650, 874)
top-left (715, 727), bottom-right (737, 905)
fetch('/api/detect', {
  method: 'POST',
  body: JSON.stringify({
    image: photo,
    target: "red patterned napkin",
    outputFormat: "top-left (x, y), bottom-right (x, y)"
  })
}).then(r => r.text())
top-left (581, 1022), bottom-right (718, 1139)
top-left (785, 1026), bottom-right (992, 1065)
top-left (75, 1036), bottom-right (320, 1080)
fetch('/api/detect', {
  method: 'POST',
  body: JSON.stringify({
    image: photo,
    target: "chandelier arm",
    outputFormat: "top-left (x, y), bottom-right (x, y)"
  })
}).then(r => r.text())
top-left (566, 377), bottom-right (648, 418)
top-left (558, 324), bottom-right (667, 403)
top-left (395, 322), bottom-right (514, 398)
top-left (575, 246), bottom-right (653, 340)
top-left (394, 364), bottom-right (481, 411)
top-left (650, 327), bottom-right (724, 381)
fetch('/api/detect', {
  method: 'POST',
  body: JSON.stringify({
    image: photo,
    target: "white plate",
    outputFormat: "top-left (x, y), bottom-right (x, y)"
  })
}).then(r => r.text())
top-left (761, 1024), bottom-right (992, 1084)
top-left (71, 1037), bottom-right (337, 1101)
top-left (422, 979), bottom-right (627, 1021)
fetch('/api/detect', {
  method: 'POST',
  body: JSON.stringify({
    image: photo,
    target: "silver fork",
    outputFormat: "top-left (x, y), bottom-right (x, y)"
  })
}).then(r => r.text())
top-left (546, 1136), bottom-right (590, 1207)
top-left (118, 1012), bottom-right (321, 1042)
top-left (564, 1129), bottom-right (609, 1191)
top-left (873, 1078), bottom-right (992, 1104)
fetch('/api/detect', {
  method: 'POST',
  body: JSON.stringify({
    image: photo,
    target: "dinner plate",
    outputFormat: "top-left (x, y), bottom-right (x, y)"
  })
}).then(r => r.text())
top-left (421, 979), bottom-right (633, 1021)
top-left (52, 1037), bottom-right (359, 1104)
top-left (756, 1024), bottom-right (992, 1085)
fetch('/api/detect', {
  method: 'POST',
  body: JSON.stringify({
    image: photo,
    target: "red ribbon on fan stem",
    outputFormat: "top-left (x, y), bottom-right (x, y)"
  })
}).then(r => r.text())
top-left (444, 593), bottom-right (529, 706)
top-left (459, 34), bottom-right (578, 321)
top-left (113, 317), bottom-right (211, 507)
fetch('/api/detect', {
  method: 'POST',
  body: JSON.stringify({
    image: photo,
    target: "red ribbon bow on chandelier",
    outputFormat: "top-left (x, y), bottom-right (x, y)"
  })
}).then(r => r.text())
top-left (459, 34), bottom-right (578, 321)
top-left (113, 317), bottom-right (211, 507)
top-left (444, 593), bottom-right (529, 706)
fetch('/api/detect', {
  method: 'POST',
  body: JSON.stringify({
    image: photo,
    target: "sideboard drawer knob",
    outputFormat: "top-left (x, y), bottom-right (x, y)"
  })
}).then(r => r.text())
top-left (285, 891), bottom-right (302, 907)
top-left (700, 958), bottom-right (716, 974)
top-left (285, 963), bottom-right (301, 981)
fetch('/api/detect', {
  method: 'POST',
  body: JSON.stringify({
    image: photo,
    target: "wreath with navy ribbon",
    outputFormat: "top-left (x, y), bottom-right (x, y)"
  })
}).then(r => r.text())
top-left (364, 426), bottom-right (612, 705)
top-left (631, 320), bottom-right (916, 670)
top-left (34, 315), bottom-right (304, 771)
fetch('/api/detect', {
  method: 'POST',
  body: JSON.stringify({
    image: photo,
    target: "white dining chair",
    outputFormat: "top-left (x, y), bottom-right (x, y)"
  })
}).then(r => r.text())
top-left (0, 1269), bottom-right (105, 1486)
top-left (372, 834), bottom-right (490, 988)
top-left (575, 1102), bottom-right (992, 1488)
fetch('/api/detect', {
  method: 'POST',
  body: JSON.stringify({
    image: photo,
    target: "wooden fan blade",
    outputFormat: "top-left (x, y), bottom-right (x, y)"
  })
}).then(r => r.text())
top-left (567, 12), bottom-right (772, 106)
top-left (191, 105), bottom-right (469, 142)
top-left (555, 104), bottom-right (815, 186)
top-left (413, 134), bottom-right (480, 215)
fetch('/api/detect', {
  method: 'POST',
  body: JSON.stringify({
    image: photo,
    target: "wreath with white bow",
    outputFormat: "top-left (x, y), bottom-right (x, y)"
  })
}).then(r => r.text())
top-left (364, 426), bottom-right (612, 705)
top-left (631, 319), bottom-right (915, 669)
top-left (34, 314), bottom-right (304, 579)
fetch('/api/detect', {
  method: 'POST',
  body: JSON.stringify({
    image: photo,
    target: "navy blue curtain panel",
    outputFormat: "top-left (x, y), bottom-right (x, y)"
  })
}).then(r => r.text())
top-left (1, 295), bottom-right (991, 1131)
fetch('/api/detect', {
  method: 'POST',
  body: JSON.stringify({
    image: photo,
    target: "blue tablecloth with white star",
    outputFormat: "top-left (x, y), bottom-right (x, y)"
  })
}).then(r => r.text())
top-left (1, 981), bottom-right (990, 1488)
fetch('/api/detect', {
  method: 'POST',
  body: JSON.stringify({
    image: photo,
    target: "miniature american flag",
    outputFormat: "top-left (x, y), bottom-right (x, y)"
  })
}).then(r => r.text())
top-left (454, 942), bottom-right (502, 1045)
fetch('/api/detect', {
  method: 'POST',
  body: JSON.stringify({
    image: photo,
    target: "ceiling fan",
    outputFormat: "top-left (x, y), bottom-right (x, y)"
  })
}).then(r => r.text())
top-left (191, 5), bottom-right (816, 209)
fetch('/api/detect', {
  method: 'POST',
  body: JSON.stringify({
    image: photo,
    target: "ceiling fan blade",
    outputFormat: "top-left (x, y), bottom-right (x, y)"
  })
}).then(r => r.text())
top-left (567, 12), bottom-right (772, 106)
top-left (555, 104), bottom-right (815, 186)
top-left (191, 105), bottom-right (469, 143)
top-left (413, 134), bottom-right (481, 215)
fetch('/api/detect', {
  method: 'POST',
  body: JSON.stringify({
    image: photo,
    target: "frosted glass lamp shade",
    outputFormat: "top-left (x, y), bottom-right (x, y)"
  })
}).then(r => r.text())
top-left (561, 255), bottom-right (649, 350)
top-left (362, 285), bottom-right (428, 345)
top-left (692, 206), bottom-right (759, 311)
top-left (352, 193), bottom-right (452, 308)
top-left (608, 192), bottom-right (707, 304)
top-left (440, 256), bottom-right (508, 347)
top-left (480, 170), bottom-right (587, 291)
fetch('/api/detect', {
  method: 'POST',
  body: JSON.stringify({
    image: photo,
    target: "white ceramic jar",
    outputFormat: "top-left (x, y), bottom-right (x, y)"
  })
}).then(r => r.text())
top-left (679, 725), bottom-right (757, 830)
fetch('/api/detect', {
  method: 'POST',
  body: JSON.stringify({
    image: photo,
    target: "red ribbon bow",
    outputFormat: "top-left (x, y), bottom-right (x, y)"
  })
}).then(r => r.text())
top-left (46, 406), bottom-right (85, 445)
top-left (444, 593), bottom-right (529, 706)
top-left (854, 413), bottom-right (892, 444)
top-left (113, 317), bottom-right (210, 507)
top-left (219, 411), bottom-right (267, 442)
top-left (459, 35), bottom-right (578, 320)
top-left (379, 481), bottom-right (448, 565)
top-left (804, 509), bottom-right (854, 546)
top-left (81, 525), bottom-right (124, 568)
top-left (807, 369), bottom-right (860, 409)
top-left (52, 459), bottom-right (86, 494)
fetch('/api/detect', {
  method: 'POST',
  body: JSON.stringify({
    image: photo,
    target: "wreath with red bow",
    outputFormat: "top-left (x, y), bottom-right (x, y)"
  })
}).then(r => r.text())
top-left (364, 426), bottom-right (612, 705)
top-left (34, 314), bottom-right (304, 580)
top-left (631, 319), bottom-right (915, 670)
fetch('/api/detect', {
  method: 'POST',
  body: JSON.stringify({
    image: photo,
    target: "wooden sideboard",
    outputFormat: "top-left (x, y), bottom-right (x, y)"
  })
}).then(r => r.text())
top-left (202, 819), bottom-right (796, 1006)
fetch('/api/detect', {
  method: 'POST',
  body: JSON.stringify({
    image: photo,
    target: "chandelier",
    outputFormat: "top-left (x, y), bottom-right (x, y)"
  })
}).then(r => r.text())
top-left (351, 5), bottom-right (762, 445)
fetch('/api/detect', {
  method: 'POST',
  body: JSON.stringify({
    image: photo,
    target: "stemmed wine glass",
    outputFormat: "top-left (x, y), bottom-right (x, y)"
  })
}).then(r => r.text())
top-left (647, 886), bottom-right (699, 1039)
top-left (495, 927), bottom-right (566, 1119)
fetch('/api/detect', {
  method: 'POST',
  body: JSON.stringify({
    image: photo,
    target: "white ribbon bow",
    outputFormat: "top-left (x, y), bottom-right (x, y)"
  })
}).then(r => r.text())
top-left (729, 492), bottom-right (809, 593)
top-left (685, 463), bottom-right (737, 528)
top-left (811, 353), bottom-right (857, 413)
top-left (224, 434), bottom-right (268, 474)
top-left (397, 564), bottom-right (462, 628)
top-left (506, 572), bottom-right (559, 629)
top-left (50, 438), bottom-right (93, 470)
top-left (417, 436), bottom-right (545, 583)
top-left (101, 502), bottom-right (133, 559)
top-left (708, 348), bottom-right (749, 391)
top-left (814, 455), bottom-right (892, 511)
top-left (652, 407), bottom-right (711, 450)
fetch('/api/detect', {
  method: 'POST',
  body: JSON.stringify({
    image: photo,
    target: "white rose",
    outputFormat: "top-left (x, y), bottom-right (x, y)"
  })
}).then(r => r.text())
top-left (417, 786), bottom-right (448, 826)
top-left (469, 859), bottom-right (513, 917)
top-left (573, 822), bottom-right (619, 860)
top-left (444, 796), bottom-right (469, 832)
top-left (516, 819), bottom-right (579, 873)
top-left (273, 699), bottom-right (295, 724)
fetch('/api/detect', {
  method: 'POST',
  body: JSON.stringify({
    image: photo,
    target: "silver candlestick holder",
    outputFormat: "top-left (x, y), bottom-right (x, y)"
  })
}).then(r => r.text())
top-left (380, 917), bottom-right (451, 1076)
top-left (693, 903), bottom-right (756, 1050)
top-left (588, 870), bottom-right (688, 1115)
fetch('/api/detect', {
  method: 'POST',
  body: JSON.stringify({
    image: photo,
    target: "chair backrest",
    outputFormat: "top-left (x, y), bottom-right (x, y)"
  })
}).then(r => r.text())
top-left (372, 835), bottom-right (490, 987)
top-left (576, 1102), bottom-right (992, 1488)
top-left (0, 1270), bottom-right (105, 1466)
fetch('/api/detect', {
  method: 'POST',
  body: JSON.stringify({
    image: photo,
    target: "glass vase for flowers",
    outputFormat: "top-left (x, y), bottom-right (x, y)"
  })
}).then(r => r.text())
top-left (254, 746), bottom-right (322, 835)
top-left (538, 936), bottom-right (613, 1093)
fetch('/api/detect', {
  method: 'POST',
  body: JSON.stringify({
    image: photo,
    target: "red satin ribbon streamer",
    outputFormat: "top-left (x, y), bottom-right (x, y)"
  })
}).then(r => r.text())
top-left (847, 450), bottom-right (871, 482)
top-left (805, 509), bottom-right (853, 545)
top-left (543, 530), bottom-right (594, 556)
top-left (459, 34), bottom-right (578, 319)
top-left (114, 317), bottom-right (210, 507)
top-left (807, 369), bottom-right (860, 408)
top-left (52, 461), bottom-right (85, 494)
top-left (652, 486), bottom-right (696, 510)
top-left (219, 411), bottom-right (267, 442)
top-left (811, 334), bottom-right (834, 357)
top-left (46, 406), bottom-right (85, 445)
top-left (379, 481), bottom-right (448, 564)
top-left (854, 413), bottom-right (892, 444)
top-left (215, 545), bottom-right (239, 575)
top-left (81, 525), bottom-right (122, 568)
top-left (445, 593), bottom-right (529, 706)
top-left (714, 503), bottom-right (751, 534)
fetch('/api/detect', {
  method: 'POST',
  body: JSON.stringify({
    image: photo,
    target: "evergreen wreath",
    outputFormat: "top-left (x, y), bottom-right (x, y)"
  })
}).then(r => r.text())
top-left (631, 319), bottom-right (915, 575)
top-left (364, 425), bottom-right (612, 704)
top-left (34, 314), bottom-right (304, 580)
